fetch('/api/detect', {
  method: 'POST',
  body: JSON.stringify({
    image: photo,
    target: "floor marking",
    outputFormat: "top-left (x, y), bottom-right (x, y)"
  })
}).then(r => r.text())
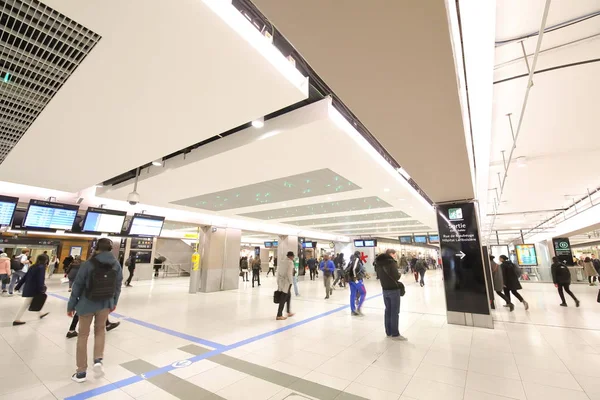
top-left (48, 293), bottom-right (226, 349)
top-left (66, 292), bottom-right (383, 399)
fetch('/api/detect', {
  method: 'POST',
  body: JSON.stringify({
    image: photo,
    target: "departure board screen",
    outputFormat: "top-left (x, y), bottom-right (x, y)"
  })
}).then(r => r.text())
top-left (23, 200), bottom-right (79, 230)
top-left (82, 207), bottom-right (126, 234)
top-left (127, 213), bottom-right (165, 237)
top-left (0, 195), bottom-right (18, 226)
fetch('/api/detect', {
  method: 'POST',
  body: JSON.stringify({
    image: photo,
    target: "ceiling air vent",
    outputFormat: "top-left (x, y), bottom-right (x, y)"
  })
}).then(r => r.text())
top-left (0, 0), bottom-right (101, 163)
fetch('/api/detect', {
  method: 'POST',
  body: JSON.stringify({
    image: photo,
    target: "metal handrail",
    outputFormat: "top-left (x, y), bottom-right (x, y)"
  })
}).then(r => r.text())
top-left (158, 263), bottom-right (190, 278)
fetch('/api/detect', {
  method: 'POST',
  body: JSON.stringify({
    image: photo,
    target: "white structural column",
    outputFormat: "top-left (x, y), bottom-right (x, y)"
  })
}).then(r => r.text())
top-left (277, 235), bottom-right (298, 266)
top-left (199, 227), bottom-right (242, 293)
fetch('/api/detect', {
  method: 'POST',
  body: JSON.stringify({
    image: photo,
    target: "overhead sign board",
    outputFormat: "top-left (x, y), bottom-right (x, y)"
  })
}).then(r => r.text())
top-left (436, 202), bottom-right (490, 316)
top-left (552, 237), bottom-right (574, 266)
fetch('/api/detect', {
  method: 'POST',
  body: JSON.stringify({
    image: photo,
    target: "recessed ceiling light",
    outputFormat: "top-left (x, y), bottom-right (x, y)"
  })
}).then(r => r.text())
top-left (383, 188), bottom-right (390, 192)
top-left (516, 156), bottom-right (527, 167)
top-left (152, 160), bottom-right (163, 166)
top-left (398, 198), bottom-right (405, 201)
top-left (251, 117), bottom-right (264, 128)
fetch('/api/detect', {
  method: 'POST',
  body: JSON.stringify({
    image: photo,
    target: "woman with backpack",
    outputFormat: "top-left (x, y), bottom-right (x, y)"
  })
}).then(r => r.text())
top-left (13, 254), bottom-right (49, 325)
top-left (240, 257), bottom-right (249, 282)
top-left (251, 256), bottom-right (261, 287)
top-left (499, 255), bottom-right (529, 310)
top-left (551, 256), bottom-right (579, 307)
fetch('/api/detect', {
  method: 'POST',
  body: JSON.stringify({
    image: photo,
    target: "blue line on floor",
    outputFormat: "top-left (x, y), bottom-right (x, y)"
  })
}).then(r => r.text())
top-left (65, 292), bottom-right (383, 400)
top-left (48, 293), bottom-right (226, 350)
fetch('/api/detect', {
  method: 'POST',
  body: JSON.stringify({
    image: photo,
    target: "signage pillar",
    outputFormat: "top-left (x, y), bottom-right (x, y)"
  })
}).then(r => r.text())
top-left (189, 226), bottom-right (203, 294)
top-left (552, 238), bottom-right (574, 266)
top-left (436, 202), bottom-right (493, 329)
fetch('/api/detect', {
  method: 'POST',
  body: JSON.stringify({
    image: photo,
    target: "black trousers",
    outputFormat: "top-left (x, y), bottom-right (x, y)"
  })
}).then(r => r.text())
top-left (589, 276), bottom-right (597, 284)
top-left (126, 268), bottom-right (134, 286)
top-left (495, 290), bottom-right (512, 305)
top-left (241, 271), bottom-right (248, 281)
top-left (558, 283), bottom-right (578, 304)
top-left (309, 268), bottom-right (316, 280)
top-left (277, 285), bottom-right (292, 317)
top-left (267, 267), bottom-right (275, 277)
top-left (69, 313), bottom-right (111, 331)
top-left (252, 269), bottom-right (260, 287)
top-left (504, 287), bottom-right (524, 303)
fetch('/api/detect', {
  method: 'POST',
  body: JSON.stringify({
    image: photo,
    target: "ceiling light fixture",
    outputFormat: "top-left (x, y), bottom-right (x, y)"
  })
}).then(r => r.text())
top-left (152, 159), bottom-right (163, 167)
top-left (398, 198), bottom-right (405, 201)
top-left (383, 188), bottom-right (390, 192)
top-left (516, 156), bottom-right (527, 168)
top-left (251, 117), bottom-right (264, 128)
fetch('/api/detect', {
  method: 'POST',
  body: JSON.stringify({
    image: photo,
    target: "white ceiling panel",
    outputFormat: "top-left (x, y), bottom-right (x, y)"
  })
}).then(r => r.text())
top-left (0, 0), bottom-right (307, 192)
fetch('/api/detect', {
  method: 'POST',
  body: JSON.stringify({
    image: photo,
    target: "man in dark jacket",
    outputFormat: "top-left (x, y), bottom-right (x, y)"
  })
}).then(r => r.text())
top-left (500, 255), bottom-right (529, 310)
top-left (13, 254), bottom-right (49, 325)
top-left (376, 250), bottom-right (407, 341)
top-left (125, 254), bottom-right (136, 287)
top-left (307, 257), bottom-right (317, 280)
top-left (551, 256), bottom-right (579, 307)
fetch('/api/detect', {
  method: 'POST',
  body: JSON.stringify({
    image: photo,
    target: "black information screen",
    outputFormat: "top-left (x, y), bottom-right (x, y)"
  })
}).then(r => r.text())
top-left (399, 236), bottom-right (412, 244)
top-left (553, 238), bottom-right (574, 266)
top-left (437, 202), bottom-right (490, 315)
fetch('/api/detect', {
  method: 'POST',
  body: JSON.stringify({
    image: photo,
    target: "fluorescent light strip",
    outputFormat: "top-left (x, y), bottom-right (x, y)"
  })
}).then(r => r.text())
top-left (202, 0), bottom-right (308, 94)
top-left (328, 103), bottom-right (433, 211)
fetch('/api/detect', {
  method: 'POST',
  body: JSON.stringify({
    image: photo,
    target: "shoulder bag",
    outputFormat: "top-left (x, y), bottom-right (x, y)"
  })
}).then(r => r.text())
top-left (382, 265), bottom-right (405, 297)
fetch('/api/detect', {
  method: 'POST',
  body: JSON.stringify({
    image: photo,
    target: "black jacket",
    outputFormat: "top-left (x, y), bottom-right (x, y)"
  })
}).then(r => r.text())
top-left (551, 261), bottom-right (571, 284)
top-left (15, 263), bottom-right (45, 297)
top-left (375, 254), bottom-right (401, 290)
top-left (501, 260), bottom-right (522, 290)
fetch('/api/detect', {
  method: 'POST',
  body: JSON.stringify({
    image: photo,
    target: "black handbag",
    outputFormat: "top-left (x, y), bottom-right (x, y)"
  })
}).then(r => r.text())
top-left (273, 290), bottom-right (284, 304)
top-left (383, 265), bottom-right (406, 297)
top-left (29, 293), bottom-right (47, 311)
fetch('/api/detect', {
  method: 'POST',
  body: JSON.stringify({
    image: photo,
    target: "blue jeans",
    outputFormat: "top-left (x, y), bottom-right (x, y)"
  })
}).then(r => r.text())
top-left (350, 280), bottom-right (366, 312)
top-left (383, 289), bottom-right (401, 337)
top-left (9, 270), bottom-right (25, 294)
top-left (0, 274), bottom-right (8, 291)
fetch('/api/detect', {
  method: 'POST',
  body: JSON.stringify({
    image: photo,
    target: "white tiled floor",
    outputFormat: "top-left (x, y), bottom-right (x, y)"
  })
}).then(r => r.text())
top-left (1, 270), bottom-right (600, 399)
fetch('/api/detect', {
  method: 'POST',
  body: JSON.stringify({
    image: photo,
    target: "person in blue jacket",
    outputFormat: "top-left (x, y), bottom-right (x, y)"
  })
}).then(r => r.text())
top-left (13, 254), bottom-right (49, 325)
top-left (319, 254), bottom-right (336, 299)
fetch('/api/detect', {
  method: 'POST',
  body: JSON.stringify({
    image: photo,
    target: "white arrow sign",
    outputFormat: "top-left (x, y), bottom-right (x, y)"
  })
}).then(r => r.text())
top-left (455, 251), bottom-right (466, 260)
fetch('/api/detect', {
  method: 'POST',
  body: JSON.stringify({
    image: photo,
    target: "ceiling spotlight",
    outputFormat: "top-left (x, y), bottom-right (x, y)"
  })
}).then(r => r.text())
top-left (383, 188), bottom-right (390, 192)
top-left (398, 198), bottom-right (405, 201)
top-left (251, 117), bottom-right (264, 128)
top-left (152, 159), bottom-right (163, 167)
top-left (516, 156), bottom-right (527, 167)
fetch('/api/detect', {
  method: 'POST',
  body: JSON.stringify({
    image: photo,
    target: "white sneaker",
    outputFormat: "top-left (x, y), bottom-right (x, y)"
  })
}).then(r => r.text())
top-left (93, 359), bottom-right (104, 377)
top-left (391, 335), bottom-right (408, 341)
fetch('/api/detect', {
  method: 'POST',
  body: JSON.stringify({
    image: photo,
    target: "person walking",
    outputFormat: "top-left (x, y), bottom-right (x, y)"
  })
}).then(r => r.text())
top-left (399, 254), bottom-right (409, 274)
top-left (319, 254), bottom-right (335, 299)
top-left (490, 255), bottom-right (513, 311)
top-left (551, 256), bottom-right (579, 307)
top-left (583, 257), bottom-right (597, 286)
top-left (66, 256), bottom-right (82, 292)
top-left (9, 249), bottom-right (30, 295)
top-left (63, 254), bottom-right (74, 274)
top-left (13, 254), bottom-right (50, 325)
top-left (415, 257), bottom-right (427, 287)
top-left (332, 253), bottom-right (345, 288)
top-left (292, 257), bottom-right (300, 297)
top-left (68, 238), bottom-right (123, 383)
top-left (0, 253), bottom-right (11, 294)
top-left (240, 257), bottom-right (249, 282)
top-left (124, 254), bottom-right (136, 287)
top-left (266, 257), bottom-right (275, 277)
top-left (499, 255), bottom-right (529, 310)
top-left (410, 255), bottom-right (418, 283)
top-left (276, 251), bottom-right (295, 320)
top-left (307, 257), bottom-right (317, 280)
top-left (47, 255), bottom-right (59, 278)
top-left (593, 255), bottom-right (600, 277)
top-left (348, 251), bottom-right (366, 316)
top-left (375, 251), bottom-right (407, 341)
top-left (252, 256), bottom-right (262, 287)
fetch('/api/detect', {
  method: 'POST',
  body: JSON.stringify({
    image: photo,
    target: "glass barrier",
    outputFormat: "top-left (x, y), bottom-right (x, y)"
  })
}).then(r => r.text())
top-left (518, 266), bottom-right (588, 283)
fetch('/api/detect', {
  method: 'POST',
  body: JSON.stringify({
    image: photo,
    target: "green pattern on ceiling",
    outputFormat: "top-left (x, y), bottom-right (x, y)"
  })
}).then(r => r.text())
top-left (171, 169), bottom-right (360, 211)
top-left (283, 210), bottom-right (411, 226)
top-left (318, 220), bottom-right (424, 231)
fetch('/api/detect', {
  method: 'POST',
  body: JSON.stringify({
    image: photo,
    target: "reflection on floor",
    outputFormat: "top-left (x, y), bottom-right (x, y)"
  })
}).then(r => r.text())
top-left (1, 269), bottom-right (599, 400)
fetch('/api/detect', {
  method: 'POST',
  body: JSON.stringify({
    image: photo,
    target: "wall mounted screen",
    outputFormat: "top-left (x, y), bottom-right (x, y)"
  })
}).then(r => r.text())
top-left (515, 244), bottom-right (538, 266)
top-left (127, 213), bottom-right (165, 237)
top-left (82, 207), bottom-right (127, 234)
top-left (428, 234), bottom-right (440, 244)
top-left (363, 239), bottom-right (377, 247)
top-left (24, 200), bottom-right (79, 230)
top-left (414, 235), bottom-right (427, 244)
top-left (399, 236), bottom-right (413, 244)
top-left (354, 240), bottom-right (365, 247)
top-left (0, 195), bottom-right (18, 226)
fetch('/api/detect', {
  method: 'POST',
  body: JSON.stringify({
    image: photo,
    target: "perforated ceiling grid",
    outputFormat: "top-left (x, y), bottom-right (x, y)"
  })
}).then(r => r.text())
top-left (0, 0), bottom-right (101, 163)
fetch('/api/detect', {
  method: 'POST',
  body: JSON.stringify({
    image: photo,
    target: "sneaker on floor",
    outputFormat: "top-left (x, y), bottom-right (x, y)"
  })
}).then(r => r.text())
top-left (509, 303), bottom-right (515, 312)
top-left (93, 359), bottom-right (104, 377)
top-left (106, 322), bottom-right (120, 332)
top-left (390, 335), bottom-right (408, 341)
top-left (72, 372), bottom-right (87, 383)
top-left (66, 331), bottom-right (78, 339)
top-left (357, 309), bottom-right (364, 316)
top-left (560, 303), bottom-right (567, 307)
top-left (39, 312), bottom-right (49, 319)
top-left (287, 313), bottom-right (295, 318)
top-left (523, 301), bottom-right (529, 311)
top-left (351, 311), bottom-right (360, 316)
top-left (576, 300), bottom-right (581, 307)
top-left (12, 321), bottom-right (25, 326)
top-left (276, 316), bottom-right (287, 321)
